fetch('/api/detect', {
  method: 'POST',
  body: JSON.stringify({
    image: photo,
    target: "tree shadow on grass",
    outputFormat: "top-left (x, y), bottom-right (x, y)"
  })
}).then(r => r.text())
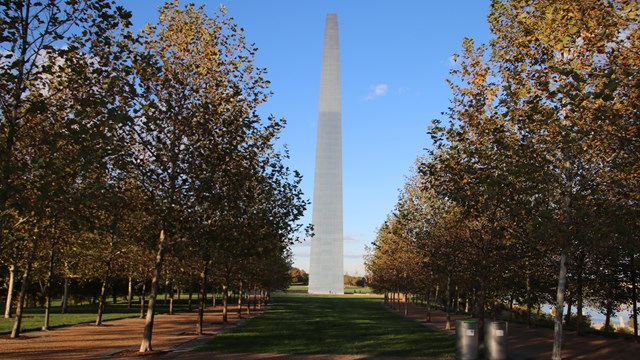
top-left (197, 295), bottom-right (455, 357)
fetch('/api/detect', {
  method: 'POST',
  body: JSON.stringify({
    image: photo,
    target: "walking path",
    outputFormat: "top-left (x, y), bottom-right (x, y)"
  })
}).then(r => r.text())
top-left (391, 301), bottom-right (640, 359)
top-left (0, 306), bottom-right (259, 359)
top-left (2, 297), bottom-right (639, 359)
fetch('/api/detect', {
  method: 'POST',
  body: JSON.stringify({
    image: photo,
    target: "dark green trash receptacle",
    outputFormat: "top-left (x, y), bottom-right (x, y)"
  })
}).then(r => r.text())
top-left (455, 320), bottom-right (478, 360)
top-left (486, 321), bottom-right (508, 360)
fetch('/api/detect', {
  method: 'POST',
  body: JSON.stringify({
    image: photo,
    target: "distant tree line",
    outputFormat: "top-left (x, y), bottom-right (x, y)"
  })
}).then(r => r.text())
top-left (0, 0), bottom-right (309, 352)
top-left (366, 1), bottom-right (638, 359)
top-left (289, 267), bottom-right (309, 285)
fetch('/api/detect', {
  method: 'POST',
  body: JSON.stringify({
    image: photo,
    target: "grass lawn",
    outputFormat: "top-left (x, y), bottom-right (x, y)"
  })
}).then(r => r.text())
top-left (0, 302), bottom-right (189, 334)
top-left (286, 285), bottom-right (376, 294)
top-left (197, 294), bottom-right (455, 357)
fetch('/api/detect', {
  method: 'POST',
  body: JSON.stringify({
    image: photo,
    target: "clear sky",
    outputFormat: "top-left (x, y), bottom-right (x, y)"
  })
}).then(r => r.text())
top-left (118, 0), bottom-right (493, 276)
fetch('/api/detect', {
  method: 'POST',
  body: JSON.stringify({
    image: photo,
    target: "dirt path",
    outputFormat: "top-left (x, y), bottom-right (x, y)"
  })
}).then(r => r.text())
top-left (389, 300), bottom-right (640, 359)
top-left (0, 306), bottom-right (258, 360)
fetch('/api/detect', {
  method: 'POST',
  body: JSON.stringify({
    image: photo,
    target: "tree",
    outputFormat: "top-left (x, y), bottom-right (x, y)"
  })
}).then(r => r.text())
top-left (1, 0), bottom-right (132, 338)
top-left (126, 1), bottom-right (303, 351)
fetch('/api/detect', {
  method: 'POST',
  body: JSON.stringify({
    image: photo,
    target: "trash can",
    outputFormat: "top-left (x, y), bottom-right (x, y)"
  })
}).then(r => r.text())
top-left (485, 321), bottom-right (508, 360)
top-left (455, 320), bottom-right (478, 360)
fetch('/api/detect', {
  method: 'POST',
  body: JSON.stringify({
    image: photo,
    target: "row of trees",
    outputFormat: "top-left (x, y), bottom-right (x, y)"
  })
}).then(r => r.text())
top-left (1, 0), bottom-right (308, 352)
top-left (366, 0), bottom-right (638, 359)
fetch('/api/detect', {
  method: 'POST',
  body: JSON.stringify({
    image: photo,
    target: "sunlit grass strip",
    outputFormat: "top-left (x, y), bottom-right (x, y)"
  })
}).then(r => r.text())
top-left (287, 285), bottom-right (376, 294)
top-left (0, 302), bottom-right (187, 334)
top-left (197, 294), bottom-right (455, 357)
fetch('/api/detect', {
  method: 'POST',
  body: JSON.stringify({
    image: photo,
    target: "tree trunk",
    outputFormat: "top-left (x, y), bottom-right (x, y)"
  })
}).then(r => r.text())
top-left (552, 251), bottom-right (568, 360)
top-left (11, 251), bottom-right (34, 338)
top-left (4, 264), bottom-right (15, 318)
top-left (576, 251), bottom-right (585, 336)
top-left (252, 287), bottom-right (257, 311)
top-left (246, 290), bottom-right (250, 316)
top-left (426, 290), bottom-right (432, 323)
top-left (478, 282), bottom-right (486, 342)
top-left (188, 277), bottom-right (193, 311)
top-left (604, 300), bottom-right (612, 333)
top-left (61, 276), bottom-right (69, 314)
top-left (164, 280), bottom-right (168, 305)
top-left (96, 271), bottom-right (110, 326)
top-left (127, 277), bottom-right (133, 309)
top-left (139, 229), bottom-right (166, 353)
top-left (139, 281), bottom-right (146, 319)
top-left (404, 292), bottom-right (409, 316)
top-left (237, 286), bottom-right (243, 318)
top-left (169, 282), bottom-right (174, 315)
top-left (526, 272), bottom-right (533, 327)
top-left (212, 289), bottom-right (217, 308)
top-left (631, 252), bottom-right (638, 342)
top-left (222, 285), bottom-right (228, 323)
top-left (42, 245), bottom-right (56, 330)
top-left (445, 274), bottom-right (452, 331)
top-left (196, 262), bottom-right (208, 335)
top-left (565, 291), bottom-right (572, 326)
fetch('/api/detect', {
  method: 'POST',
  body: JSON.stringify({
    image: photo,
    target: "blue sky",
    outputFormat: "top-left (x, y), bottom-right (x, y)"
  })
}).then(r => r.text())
top-left (119, 1), bottom-right (493, 275)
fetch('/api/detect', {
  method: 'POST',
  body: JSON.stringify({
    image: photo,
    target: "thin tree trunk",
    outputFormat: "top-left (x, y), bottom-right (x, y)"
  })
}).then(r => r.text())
top-left (526, 271), bottom-right (533, 327)
top-left (127, 277), bottom-right (133, 309)
top-left (188, 277), bottom-right (193, 311)
top-left (169, 282), bottom-right (174, 315)
top-left (576, 251), bottom-right (585, 336)
top-left (237, 286), bottom-right (243, 318)
top-left (631, 252), bottom-right (638, 342)
top-left (565, 291), bottom-right (572, 326)
top-left (196, 262), bottom-right (208, 335)
top-left (164, 280), bottom-right (168, 305)
top-left (139, 229), bottom-right (166, 353)
top-left (11, 250), bottom-right (34, 338)
top-left (61, 276), bottom-right (69, 314)
top-left (253, 287), bottom-right (257, 311)
top-left (245, 290), bottom-right (250, 316)
top-left (222, 285), bottom-right (228, 323)
top-left (96, 270), bottom-right (110, 326)
top-left (445, 274), bottom-right (451, 331)
top-left (404, 292), bottom-right (409, 316)
top-left (4, 264), bottom-right (15, 318)
top-left (552, 251), bottom-right (568, 360)
top-left (604, 300), bottom-right (612, 333)
top-left (139, 281), bottom-right (146, 319)
top-left (42, 245), bottom-right (56, 330)
top-left (426, 289), bottom-right (432, 322)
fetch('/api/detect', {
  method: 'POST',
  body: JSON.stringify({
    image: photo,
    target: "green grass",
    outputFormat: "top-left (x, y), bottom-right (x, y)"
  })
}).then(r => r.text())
top-left (286, 285), bottom-right (309, 293)
top-left (286, 285), bottom-right (376, 294)
top-left (0, 301), bottom-right (190, 334)
top-left (344, 286), bottom-right (374, 294)
top-left (197, 294), bottom-right (455, 357)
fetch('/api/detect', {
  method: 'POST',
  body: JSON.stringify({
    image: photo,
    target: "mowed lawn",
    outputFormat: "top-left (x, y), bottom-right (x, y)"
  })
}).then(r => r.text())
top-left (0, 302), bottom-right (185, 334)
top-left (198, 294), bottom-right (455, 357)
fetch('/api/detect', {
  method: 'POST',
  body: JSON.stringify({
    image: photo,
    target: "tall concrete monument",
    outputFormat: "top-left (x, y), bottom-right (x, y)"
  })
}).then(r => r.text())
top-left (309, 13), bottom-right (344, 294)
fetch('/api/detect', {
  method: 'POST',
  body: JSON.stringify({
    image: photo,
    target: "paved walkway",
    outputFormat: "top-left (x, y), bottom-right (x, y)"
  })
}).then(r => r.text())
top-left (388, 300), bottom-right (640, 359)
top-left (0, 305), bottom-right (260, 359)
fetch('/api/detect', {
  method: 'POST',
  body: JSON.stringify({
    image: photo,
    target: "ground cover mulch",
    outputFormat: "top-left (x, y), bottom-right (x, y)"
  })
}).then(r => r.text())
top-left (0, 306), bottom-right (258, 360)
top-left (387, 300), bottom-right (640, 360)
